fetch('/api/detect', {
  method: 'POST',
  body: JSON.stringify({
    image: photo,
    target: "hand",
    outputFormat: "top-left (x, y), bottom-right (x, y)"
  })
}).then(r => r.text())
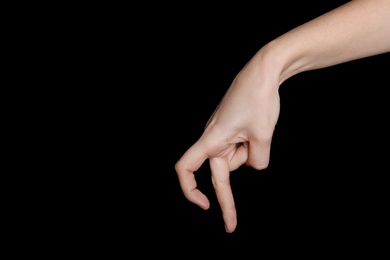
top-left (175, 61), bottom-right (281, 233)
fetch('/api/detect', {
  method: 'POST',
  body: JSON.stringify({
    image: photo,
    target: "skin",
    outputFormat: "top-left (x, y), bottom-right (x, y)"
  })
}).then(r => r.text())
top-left (174, 0), bottom-right (390, 233)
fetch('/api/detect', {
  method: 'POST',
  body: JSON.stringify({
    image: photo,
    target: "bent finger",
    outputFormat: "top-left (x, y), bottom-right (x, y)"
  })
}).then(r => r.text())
top-left (246, 137), bottom-right (272, 170)
top-left (175, 142), bottom-right (210, 210)
top-left (228, 142), bottom-right (248, 171)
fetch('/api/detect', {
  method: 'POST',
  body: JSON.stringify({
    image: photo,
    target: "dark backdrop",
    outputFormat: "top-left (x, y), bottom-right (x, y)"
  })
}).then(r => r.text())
top-left (63, 0), bottom-right (389, 255)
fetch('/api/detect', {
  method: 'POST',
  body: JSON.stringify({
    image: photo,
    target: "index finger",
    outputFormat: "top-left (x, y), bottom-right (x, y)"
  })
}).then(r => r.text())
top-left (175, 142), bottom-right (210, 210)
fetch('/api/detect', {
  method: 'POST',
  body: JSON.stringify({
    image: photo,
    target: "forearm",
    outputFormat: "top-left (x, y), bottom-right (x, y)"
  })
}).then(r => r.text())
top-left (250, 0), bottom-right (390, 85)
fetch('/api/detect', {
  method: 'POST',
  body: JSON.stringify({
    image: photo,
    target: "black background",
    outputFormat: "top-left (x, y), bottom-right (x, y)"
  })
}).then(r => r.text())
top-left (58, 0), bottom-right (389, 255)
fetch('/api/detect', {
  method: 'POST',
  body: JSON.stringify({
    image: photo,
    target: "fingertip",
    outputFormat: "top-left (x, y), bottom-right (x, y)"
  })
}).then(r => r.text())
top-left (224, 222), bottom-right (236, 233)
top-left (186, 189), bottom-right (210, 210)
top-left (195, 194), bottom-right (210, 210)
top-left (223, 211), bottom-right (237, 233)
top-left (199, 199), bottom-right (210, 210)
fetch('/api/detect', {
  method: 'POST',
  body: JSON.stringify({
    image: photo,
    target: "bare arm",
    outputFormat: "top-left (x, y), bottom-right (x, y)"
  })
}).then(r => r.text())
top-left (250, 0), bottom-right (390, 85)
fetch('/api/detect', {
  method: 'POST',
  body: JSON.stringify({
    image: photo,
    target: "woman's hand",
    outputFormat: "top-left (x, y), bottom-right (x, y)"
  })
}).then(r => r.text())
top-left (175, 61), bottom-right (281, 233)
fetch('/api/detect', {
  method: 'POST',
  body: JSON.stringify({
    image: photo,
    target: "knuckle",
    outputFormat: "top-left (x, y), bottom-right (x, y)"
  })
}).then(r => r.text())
top-left (249, 161), bottom-right (269, 170)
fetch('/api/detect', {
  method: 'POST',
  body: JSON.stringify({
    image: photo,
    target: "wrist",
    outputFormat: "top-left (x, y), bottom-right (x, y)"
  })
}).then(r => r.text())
top-left (233, 36), bottom-right (313, 92)
top-left (248, 38), bottom-right (313, 87)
